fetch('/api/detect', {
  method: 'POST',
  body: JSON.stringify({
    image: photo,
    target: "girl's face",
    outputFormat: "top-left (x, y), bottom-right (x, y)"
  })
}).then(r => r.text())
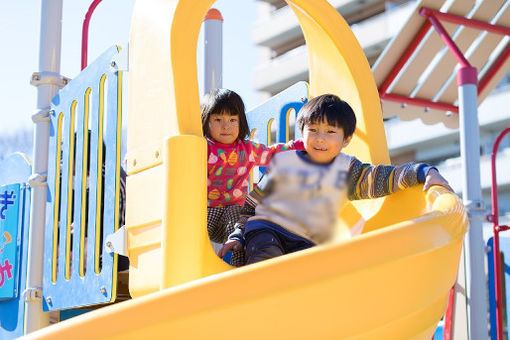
top-left (208, 113), bottom-right (240, 145)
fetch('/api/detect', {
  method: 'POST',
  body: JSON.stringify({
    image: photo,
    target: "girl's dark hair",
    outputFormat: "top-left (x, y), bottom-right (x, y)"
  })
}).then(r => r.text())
top-left (201, 88), bottom-right (250, 140)
top-left (296, 94), bottom-right (357, 138)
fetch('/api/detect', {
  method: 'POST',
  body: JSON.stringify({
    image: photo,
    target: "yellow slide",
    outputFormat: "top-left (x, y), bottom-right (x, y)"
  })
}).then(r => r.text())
top-left (26, 0), bottom-right (467, 339)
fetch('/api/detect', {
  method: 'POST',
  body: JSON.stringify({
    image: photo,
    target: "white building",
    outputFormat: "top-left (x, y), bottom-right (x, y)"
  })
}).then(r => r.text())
top-left (252, 0), bottom-right (510, 234)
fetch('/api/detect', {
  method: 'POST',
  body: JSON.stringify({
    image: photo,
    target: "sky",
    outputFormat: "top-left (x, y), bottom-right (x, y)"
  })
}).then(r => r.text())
top-left (0, 0), bottom-right (259, 135)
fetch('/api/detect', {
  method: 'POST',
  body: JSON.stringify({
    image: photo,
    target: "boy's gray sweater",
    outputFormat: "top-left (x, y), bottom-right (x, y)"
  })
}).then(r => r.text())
top-left (229, 150), bottom-right (431, 244)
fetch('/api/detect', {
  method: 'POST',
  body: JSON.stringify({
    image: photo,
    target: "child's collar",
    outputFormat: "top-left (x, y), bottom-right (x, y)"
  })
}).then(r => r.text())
top-left (296, 150), bottom-right (339, 166)
top-left (206, 137), bottom-right (242, 148)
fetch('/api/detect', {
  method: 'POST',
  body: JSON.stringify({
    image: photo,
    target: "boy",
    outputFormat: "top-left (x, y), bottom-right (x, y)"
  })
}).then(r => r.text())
top-left (219, 94), bottom-right (452, 265)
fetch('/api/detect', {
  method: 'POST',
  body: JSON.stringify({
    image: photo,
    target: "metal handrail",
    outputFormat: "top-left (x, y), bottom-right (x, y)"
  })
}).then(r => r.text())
top-left (489, 126), bottom-right (510, 340)
top-left (81, 0), bottom-right (103, 70)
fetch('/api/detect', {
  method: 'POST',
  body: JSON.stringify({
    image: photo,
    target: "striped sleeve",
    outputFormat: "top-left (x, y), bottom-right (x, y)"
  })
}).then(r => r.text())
top-left (347, 157), bottom-right (429, 200)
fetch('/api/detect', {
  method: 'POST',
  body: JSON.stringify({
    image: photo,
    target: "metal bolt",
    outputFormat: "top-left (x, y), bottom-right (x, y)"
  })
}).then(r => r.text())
top-left (301, 97), bottom-right (306, 103)
top-left (46, 297), bottom-right (52, 305)
top-left (33, 74), bottom-right (40, 81)
top-left (106, 241), bottom-right (112, 249)
top-left (100, 286), bottom-right (107, 295)
top-left (111, 61), bottom-right (116, 68)
top-left (424, 107), bottom-right (430, 112)
top-left (49, 110), bottom-right (55, 116)
top-left (401, 103), bottom-right (407, 109)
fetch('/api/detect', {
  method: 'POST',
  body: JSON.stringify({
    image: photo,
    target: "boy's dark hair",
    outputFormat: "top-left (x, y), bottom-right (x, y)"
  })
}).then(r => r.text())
top-left (201, 88), bottom-right (250, 140)
top-left (296, 94), bottom-right (357, 138)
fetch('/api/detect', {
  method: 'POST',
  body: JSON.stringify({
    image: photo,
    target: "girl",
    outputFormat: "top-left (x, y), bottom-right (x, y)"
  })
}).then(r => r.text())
top-left (202, 88), bottom-right (304, 266)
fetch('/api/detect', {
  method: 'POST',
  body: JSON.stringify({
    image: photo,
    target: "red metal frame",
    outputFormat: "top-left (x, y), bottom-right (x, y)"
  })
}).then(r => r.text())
top-left (381, 93), bottom-right (458, 113)
top-left (421, 8), bottom-right (510, 37)
top-left (81, 0), bottom-right (103, 70)
top-left (479, 42), bottom-right (510, 94)
top-left (379, 6), bottom-right (510, 114)
top-left (443, 286), bottom-right (455, 340)
top-left (489, 127), bottom-right (510, 340)
top-left (422, 10), bottom-right (471, 68)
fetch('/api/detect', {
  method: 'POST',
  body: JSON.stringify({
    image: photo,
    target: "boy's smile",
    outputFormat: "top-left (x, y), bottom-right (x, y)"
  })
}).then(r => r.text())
top-left (302, 121), bottom-right (351, 163)
top-left (208, 113), bottom-right (240, 145)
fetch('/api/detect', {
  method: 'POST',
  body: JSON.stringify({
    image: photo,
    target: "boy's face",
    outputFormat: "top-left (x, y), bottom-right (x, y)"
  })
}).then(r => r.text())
top-left (208, 113), bottom-right (240, 145)
top-left (302, 120), bottom-right (351, 163)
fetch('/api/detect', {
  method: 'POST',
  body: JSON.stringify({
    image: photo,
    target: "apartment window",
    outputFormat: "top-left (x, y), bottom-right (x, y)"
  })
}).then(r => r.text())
top-left (272, 0), bottom-right (287, 11)
top-left (271, 36), bottom-right (306, 58)
top-left (343, 1), bottom-right (386, 25)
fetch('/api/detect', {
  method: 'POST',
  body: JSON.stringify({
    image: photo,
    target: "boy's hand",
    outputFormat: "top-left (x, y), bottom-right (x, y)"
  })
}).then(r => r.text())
top-left (218, 240), bottom-right (242, 258)
top-left (423, 168), bottom-right (453, 192)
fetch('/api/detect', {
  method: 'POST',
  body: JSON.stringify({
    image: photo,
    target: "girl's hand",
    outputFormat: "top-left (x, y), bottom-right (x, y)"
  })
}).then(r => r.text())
top-left (423, 168), bottom-right (453, 192)
top-left (219, 240), bottom-right (242, 258)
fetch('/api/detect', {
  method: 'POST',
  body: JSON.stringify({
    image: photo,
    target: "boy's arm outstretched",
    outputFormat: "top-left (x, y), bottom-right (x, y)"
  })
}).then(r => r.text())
top-left (347, 157), bottom-right (452, 201)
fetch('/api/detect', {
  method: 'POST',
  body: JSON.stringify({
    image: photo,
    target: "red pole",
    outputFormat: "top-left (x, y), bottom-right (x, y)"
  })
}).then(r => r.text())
top-left (479, 43), bottom-right (510, 95)
top-left (380, 93), bottom-right (459, 113)
top-left (421, 8), bottom-right (510, 37)
top-left (490, 127), bottom-right (510, 340)
top-left (443, 286), bottom-right (455, 340)
top-left (81, 0), bottom-right (103, 70)
top-left (420, 8), bottom-right (471, 68)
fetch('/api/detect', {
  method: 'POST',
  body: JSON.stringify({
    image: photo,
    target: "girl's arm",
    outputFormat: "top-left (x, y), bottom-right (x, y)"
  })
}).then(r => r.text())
top-left (223, 165), bottom-right (274, 245)
top-left (347, 157), bottom-right (442, 200)
top-left (249, 139), bottom-right (304, 167)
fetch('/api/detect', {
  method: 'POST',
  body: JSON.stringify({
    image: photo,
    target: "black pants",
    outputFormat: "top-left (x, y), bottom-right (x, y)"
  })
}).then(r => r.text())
top-left (245, 228), bottom-right (314, 265)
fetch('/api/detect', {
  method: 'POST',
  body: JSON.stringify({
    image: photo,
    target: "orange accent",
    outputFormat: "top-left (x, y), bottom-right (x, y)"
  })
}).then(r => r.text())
top-left (203, 8), bottom-right (223, 22)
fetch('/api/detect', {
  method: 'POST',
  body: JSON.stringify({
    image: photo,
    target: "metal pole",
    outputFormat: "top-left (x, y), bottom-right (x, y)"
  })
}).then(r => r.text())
top-left (203, 8), bottom-right (223, 94)
top-left (457, 66), bottom-right (488, 340)
top-left (24, 0), bottom-right (64, 333)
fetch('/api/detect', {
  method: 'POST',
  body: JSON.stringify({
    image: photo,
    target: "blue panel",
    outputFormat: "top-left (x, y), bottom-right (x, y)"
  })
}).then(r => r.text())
top-left (433, 324), bottom-right (443, 339)
top-left (487, 236), bottom-right (510, 340)
top-left (0, 153), bottom-right (32, 186)
top-left (246, 81), bottom-right (308, 179)
top-left (246, 81), bottom-right (308, 145)
top-left (0, 184), bottom-right (21, 300)
top-left (43, 45), bottom-right (122, 311)
top-left (0, 153), bottom-right (32, 339)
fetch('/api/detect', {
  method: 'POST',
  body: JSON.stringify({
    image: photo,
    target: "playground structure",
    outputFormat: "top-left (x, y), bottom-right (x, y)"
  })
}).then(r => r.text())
top-left (5, 0), bottom-right (510, 338)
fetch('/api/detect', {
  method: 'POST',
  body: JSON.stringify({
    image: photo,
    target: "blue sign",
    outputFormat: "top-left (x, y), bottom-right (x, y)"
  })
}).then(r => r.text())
top-left (0, 184), bottom-right (20, 300)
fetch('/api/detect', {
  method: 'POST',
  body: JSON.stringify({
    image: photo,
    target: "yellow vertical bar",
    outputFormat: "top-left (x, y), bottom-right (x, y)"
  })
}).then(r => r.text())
top-left (52, 113), bottom-right (63, 283)
top-left (95, 74), bottom-right (106, 274)
top-left (80, 88), bottom-right (91, 277)
top-left (65, 101), bottom-right (77, 280)
top-left (267, 118), bottom-right (274, 145)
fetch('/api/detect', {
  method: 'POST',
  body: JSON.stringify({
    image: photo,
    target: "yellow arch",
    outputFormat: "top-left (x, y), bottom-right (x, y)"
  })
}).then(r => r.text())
top-left (128, 0), bottom-right (388, 162)
top-left (126, 0), bottom-right (389, 296)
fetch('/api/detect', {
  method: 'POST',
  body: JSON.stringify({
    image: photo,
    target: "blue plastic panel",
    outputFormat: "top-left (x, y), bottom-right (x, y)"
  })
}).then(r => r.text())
top-left (43, 45), bottom-right (123, 311)
top-left (0, 184), bottom-right (21, 300)
top-left (246, 81), bottom-right (308, 145)
top-left (487, 236), bottom-right (510, 340)
top-left (246, 81), bottom-right (309, 180)
top-left (0, 153), bottom-right (31, 339)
